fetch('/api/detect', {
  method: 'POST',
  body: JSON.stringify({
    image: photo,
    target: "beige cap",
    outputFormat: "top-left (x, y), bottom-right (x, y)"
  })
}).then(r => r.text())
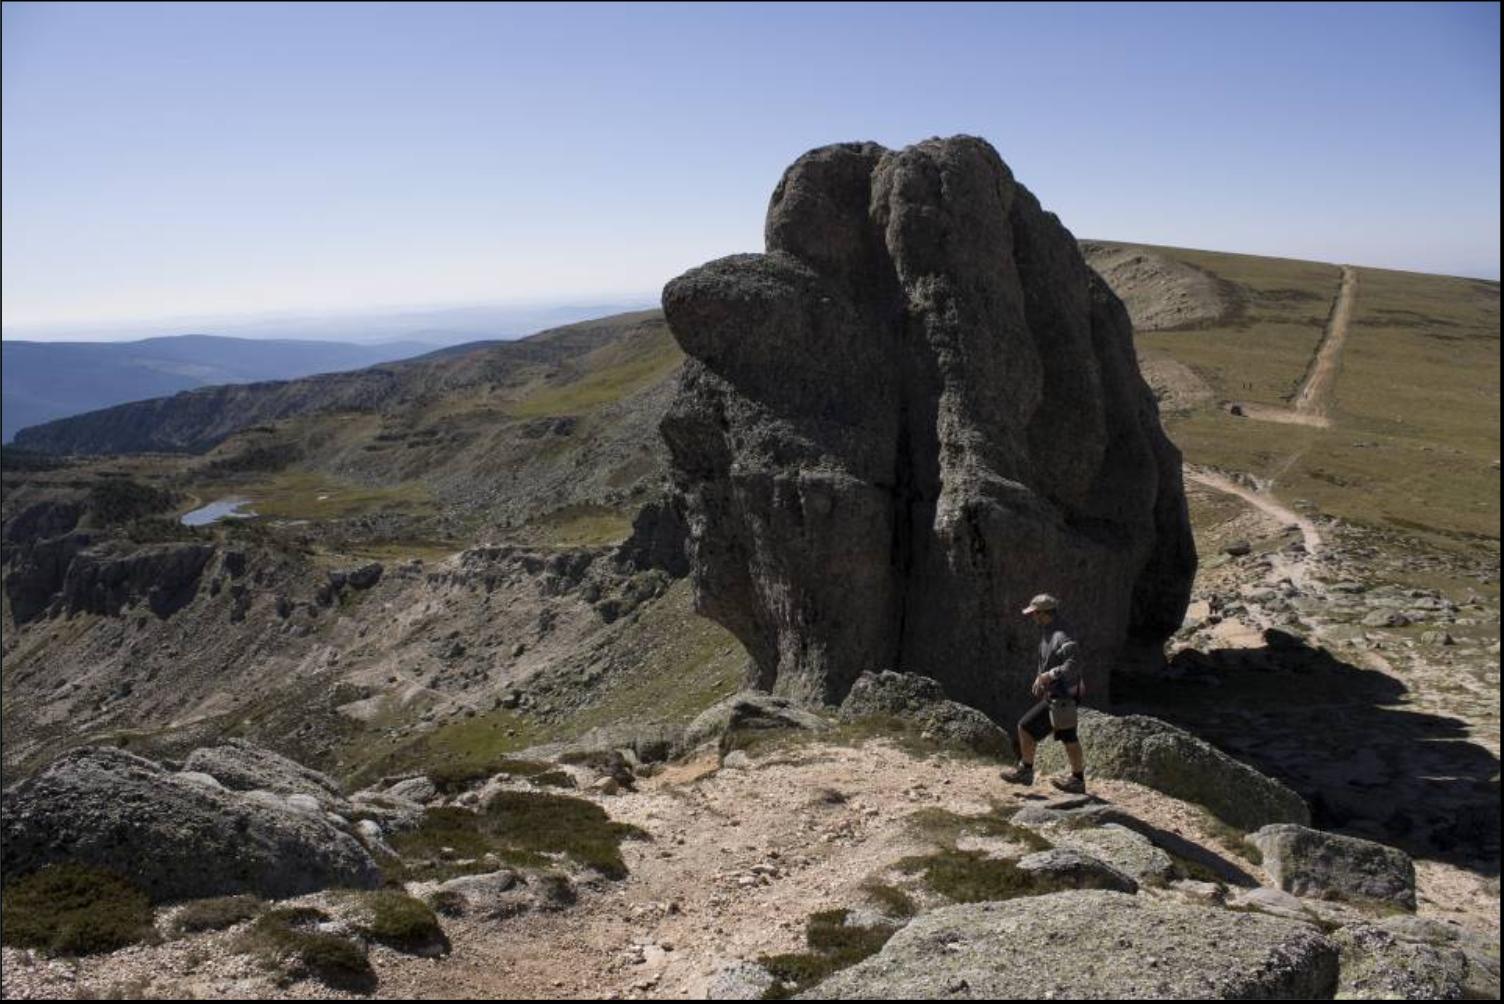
top-left (1021, 593), bottom-right (1058, 616)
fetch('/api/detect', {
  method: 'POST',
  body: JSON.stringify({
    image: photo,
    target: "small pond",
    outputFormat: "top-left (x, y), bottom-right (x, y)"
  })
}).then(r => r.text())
top-left (180, 498), bottom-right (257, 527)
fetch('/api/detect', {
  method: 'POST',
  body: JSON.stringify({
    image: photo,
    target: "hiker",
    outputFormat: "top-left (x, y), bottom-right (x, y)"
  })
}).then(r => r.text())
top-left (1000, 593), bottom-right (1088, 794)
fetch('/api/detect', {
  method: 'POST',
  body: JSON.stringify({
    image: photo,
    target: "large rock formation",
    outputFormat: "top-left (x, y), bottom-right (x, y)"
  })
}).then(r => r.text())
top-left (1, 746), bottom-right (380, 903)
top-left (660, 136), bottom-right (1195, 720)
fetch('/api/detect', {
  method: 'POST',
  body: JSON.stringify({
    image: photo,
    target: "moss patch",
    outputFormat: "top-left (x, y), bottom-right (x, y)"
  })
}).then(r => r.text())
top-left (0, 864), bottom-right (158, 956)
top-left (427, 757), bottom-right (567, 794)
top-left (857, 881), bottom-right (917, 919)
top-left (758, 908), bottom-right (897, 1000)
top-left (905, 807), bottom-right (1052, 852)
top-left (388, 792), bottom-right (647, 882)
top-left (894, 847), bottom-right (1109, 904)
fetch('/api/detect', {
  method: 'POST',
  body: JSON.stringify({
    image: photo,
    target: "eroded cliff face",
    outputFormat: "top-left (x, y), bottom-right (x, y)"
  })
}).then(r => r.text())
top-left (660, 136), bottom-right (1195, 720)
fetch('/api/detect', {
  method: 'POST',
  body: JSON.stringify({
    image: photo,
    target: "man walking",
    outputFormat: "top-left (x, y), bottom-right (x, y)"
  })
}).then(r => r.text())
top-left (1000, 593), bottom-right (1088, 794)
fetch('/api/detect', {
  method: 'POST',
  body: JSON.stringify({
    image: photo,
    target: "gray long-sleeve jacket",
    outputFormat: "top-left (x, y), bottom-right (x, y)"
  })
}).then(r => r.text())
top-left (1038, 618), bottom-right (1083, 700)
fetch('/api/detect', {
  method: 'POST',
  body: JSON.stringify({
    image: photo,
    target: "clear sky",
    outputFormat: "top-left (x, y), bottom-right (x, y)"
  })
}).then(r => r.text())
top-left (3, 1), bottom-right (1499, 334)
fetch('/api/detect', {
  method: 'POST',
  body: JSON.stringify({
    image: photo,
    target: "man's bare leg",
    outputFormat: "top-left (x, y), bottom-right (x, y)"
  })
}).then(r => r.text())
top-left (1017, 728), bottom-right (1037, 766)
top-left (1064, 741), bottom-right (1084, 775)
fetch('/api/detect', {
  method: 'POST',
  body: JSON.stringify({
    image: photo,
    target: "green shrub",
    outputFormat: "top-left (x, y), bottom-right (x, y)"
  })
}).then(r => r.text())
top-left (244, 907), bottom-right (375, 991)
top-left (86, 479), bottom-right (176, 526)
top-left (0, 864), bottom-right (157, 956)
top-left (172, 895), bottom-right (264, 934)
top-left (355, 890), bottom-right (449, 955)
top-left (0, 447), bottom-right (67, 471)
top-left (481, 791), bottom-right (647, 879)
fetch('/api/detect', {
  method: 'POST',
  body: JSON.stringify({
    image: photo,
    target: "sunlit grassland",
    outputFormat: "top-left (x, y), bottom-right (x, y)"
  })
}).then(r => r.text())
top-left (506, 325), bottom-right (683, 419)
top-left (1141, 245), bottom-right (1499, 550)
top-left (1135, 243), bottom-right (1338, 409)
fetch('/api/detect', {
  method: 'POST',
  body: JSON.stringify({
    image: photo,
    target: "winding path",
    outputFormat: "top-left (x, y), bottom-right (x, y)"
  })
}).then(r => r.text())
top-left (1184, 466), bottom-right (1324, 603)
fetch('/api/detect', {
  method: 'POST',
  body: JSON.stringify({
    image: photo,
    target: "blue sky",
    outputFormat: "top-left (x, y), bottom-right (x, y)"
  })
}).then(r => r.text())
top-left (2, 1), bottom-right (1498, 334)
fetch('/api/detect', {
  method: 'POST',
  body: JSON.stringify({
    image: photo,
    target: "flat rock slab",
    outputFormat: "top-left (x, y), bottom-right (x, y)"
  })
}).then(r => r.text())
top-left (1034, 709), bottom-right (1309, 831)
top-left (1249, 824), bottom-right (1416, 910)
top-left (1051, 823), bottom-right (1175, 885)
top-left (797, 890), bottom-right (1338, 1000)
top-left (1015, 848), bottom-right (1138, 894)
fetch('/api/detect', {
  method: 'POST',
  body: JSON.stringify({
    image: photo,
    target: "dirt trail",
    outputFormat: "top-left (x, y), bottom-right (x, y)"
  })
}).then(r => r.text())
top-left (1185, 467), bottom-right (1322, 558)
top-left (1230, 265), bottom-right (1355, 429)
top-left (1293, 265), bottom-right (1356, 417)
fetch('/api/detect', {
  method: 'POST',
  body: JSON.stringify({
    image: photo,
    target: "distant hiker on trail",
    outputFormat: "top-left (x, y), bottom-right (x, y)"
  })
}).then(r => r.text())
top-left (1001, 593), bottom-right (1088, 794)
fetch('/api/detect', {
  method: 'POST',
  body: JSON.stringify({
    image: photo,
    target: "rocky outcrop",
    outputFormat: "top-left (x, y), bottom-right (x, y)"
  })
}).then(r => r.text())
top-left (615, 499), bottom-right (690, 577)
top-left (2, 500), bottom-right (83, 545)
top-left (797, 890), bottom-right (1338, 999)
top-left (661, 136), bottom-right (1195, 723)
top-left (1079, 242), bottom-right (1239, 332)
top-left (182, 739), bottom-right (348, 811)
top-left (2, 530), bottom-right (96, 624)
top-left (1033, 709), bottom-right (1309, 830)
top-left (1249, 824), bottom-right (1417, 910)
top-left (838, 671), bottom-right (1010, 757)
top-left (683, 691), bottom-right (831, 752)
top-left (707, 961), bottom-right (778, 1000)
top-left (1331, 924), bottom-right (1470, 1000)
top-left (1, 746), bottom-right (380, 903)
top-left (60, 541), bottom-right (215, 619)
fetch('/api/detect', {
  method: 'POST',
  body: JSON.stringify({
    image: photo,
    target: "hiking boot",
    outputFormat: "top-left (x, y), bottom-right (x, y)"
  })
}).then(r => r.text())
top-left (1000, 763), bottom-right (1034, 786)
top-left (1050, 773), bottom-right (1086, 795)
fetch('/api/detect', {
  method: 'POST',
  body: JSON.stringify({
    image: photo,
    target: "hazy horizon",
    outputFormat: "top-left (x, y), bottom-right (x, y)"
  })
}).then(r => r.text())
top-left (4, 2), bottom-right (1499, 333)
top-left (0, 294), bottom-right (660, 344)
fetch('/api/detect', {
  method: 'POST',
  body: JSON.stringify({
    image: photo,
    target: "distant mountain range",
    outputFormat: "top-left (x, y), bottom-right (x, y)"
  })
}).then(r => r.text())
top-left (2, 335), bottom-right (433, 442)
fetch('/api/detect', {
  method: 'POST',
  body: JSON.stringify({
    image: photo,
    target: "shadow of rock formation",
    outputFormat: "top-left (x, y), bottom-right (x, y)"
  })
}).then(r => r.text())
top-left (1117, 643), bottom-right (1501, 873)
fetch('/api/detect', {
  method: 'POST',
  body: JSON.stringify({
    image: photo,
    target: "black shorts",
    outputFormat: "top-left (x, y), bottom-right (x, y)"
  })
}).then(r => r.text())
top-left (1019, 700), bottom-right (1079, 744)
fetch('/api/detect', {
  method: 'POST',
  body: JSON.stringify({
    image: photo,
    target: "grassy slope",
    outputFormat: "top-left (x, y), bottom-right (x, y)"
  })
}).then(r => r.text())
top-left (1135, 243), bottom-right (1337, 407)
top-left (342, 577), bottom-right (743, 787)
top-left (181, 317), bottom-right (686, 557)
top-left (1134, 243), bottom-right (1499, 549)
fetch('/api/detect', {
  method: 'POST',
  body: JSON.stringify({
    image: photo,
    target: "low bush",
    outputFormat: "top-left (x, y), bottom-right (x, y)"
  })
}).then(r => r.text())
top-left (242, 907), bottom-right (375, 992)
top-left (0, 864), bottom-right (157, 956)
top-left (354, 890), bottom-right (449, 955)
top-left (172, 894), bottom-right (265, 934)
